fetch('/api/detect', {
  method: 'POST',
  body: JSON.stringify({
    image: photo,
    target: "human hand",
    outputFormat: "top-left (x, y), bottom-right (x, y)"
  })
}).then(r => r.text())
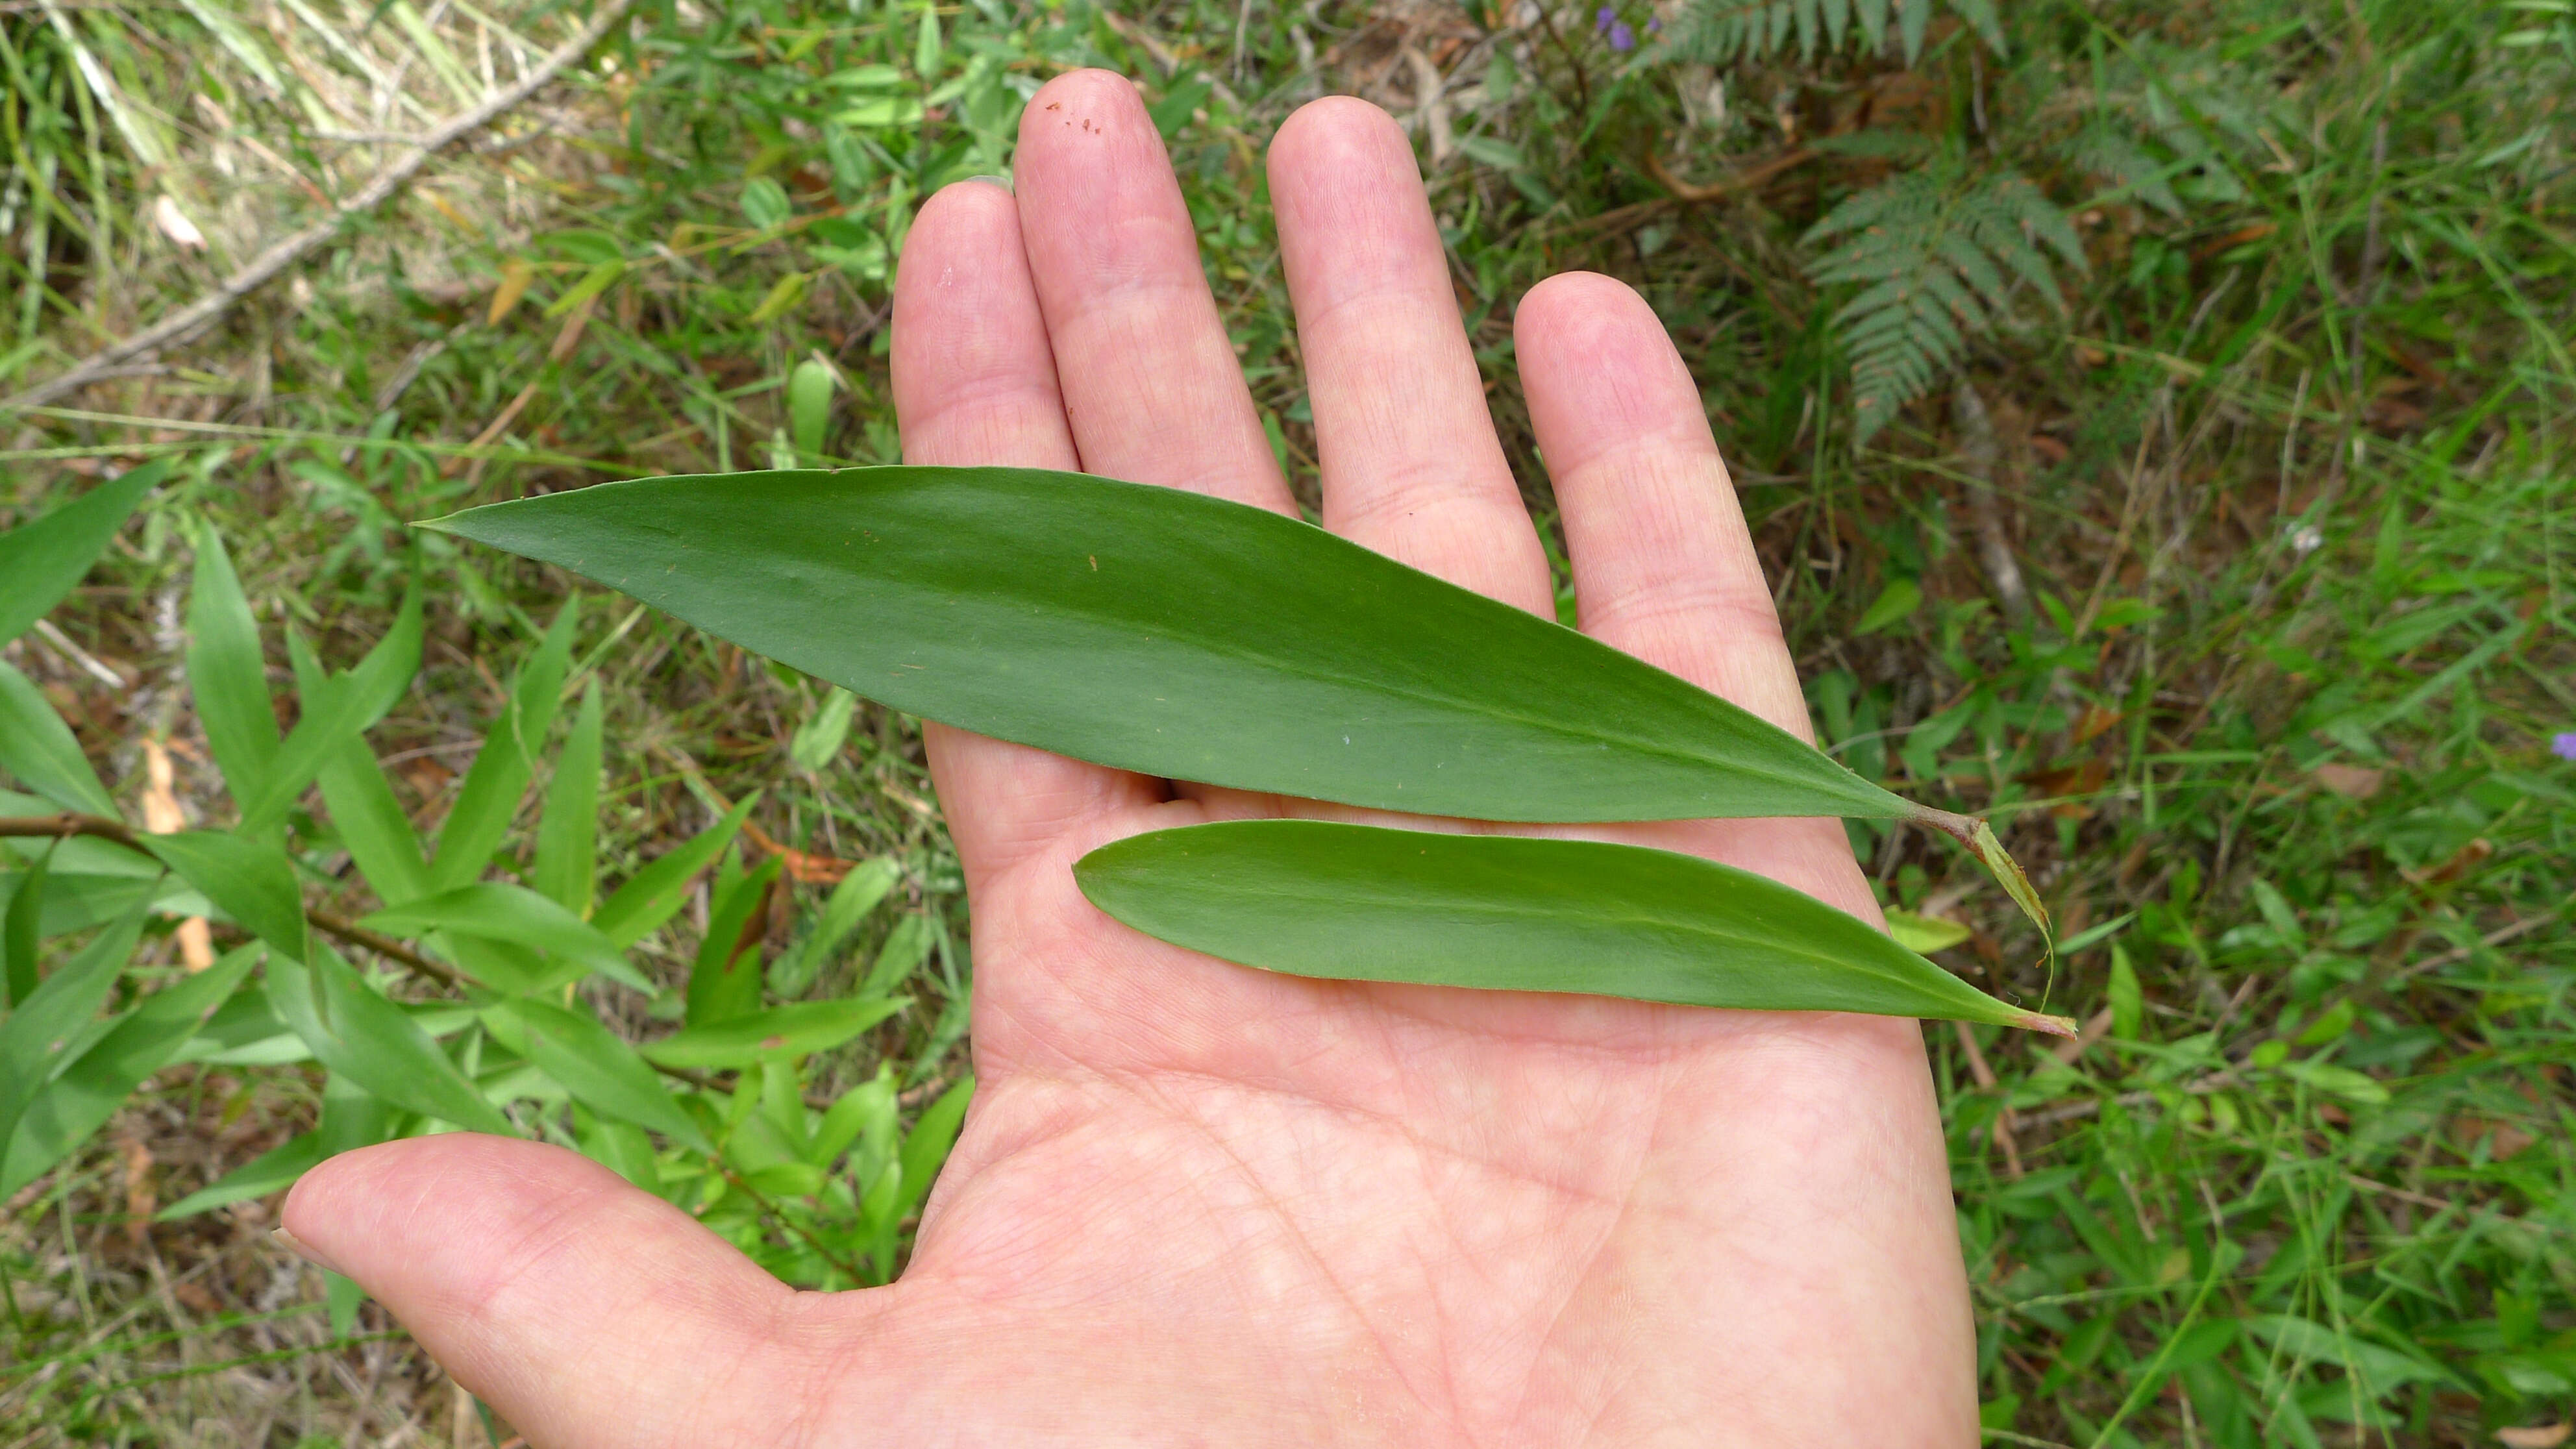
top-left (284, 75), bottom-right (1975, 1446)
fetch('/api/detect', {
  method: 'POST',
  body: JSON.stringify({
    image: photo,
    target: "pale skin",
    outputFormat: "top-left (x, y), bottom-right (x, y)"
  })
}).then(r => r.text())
top-left (283, 75), bottom-right (1977, 1446)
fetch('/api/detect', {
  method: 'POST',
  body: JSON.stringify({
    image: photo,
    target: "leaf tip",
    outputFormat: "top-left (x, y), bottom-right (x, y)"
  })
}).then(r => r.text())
top-left (2016, 1010), bottom-right (2081, 1039)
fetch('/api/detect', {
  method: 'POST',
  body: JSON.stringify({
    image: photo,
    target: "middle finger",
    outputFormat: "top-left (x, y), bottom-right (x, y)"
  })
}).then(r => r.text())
top-left (1013, 71), bottom-right (1293, 514)
top-left (1269, 98), bottom-right (1552, 613)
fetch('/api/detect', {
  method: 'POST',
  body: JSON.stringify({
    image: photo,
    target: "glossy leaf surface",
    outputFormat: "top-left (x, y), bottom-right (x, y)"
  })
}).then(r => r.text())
top-left (1076, 821), bottom-right (2072, 1034)
top-left (427, 467), bottom-right (1931, 826)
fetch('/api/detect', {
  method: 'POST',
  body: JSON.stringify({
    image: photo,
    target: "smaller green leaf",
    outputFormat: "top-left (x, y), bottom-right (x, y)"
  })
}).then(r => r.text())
top-left (532, 679), bottom-right (604, 917)
top-left (593, 794), bottom-right (757, 948)
top-left (2108, 943), bottom-right (2142, 1041)
top-left (266, 947), bottom-right (516, 1136)
top-left (158, 1129), bottom-right (326, 1219)
top-left (1855, 577), bottom-right (1923, 635)
top-left (316, 739), bottom-right (432, 908)
top-left (493, 998), bottom-right (711, 1152)
top-left (859, 913), bottom-right (934, 998)
top-left (810, 1062), bottom-right (896, 1174)
top-left (430, 597), bottom-right (576, 890)
top-left (1076, 822), bottom-right (2074, 1034)
top-left (641, 998), bottom-right (907, 1069)
top-left (0, 661), bottom-right (117, 817)
top-left (186, 519), bottom-right (279, 799)
top-left (1883, 908), bottom-right (1970, 955)
top-left (893, 1073), bottom-right (972, 1222)
top-left (689, 854), bottom-right (781, 1026)
top-left (574, 1109), bottom-right (663, 1194)
top-left (360, 882), bottom-right (647, 992)
top-left (236, 584), bottom-right (423, 836)
top-left (1, 947), bottom-right (256, 1198)
top-left (544, 258), bottom-right (625, 319)
top-left (787, 360), bottom-right (837, 464)
top-left (2, 842), bottom-right (50, 1007)
top-left (0, 900), bottom-right (150, 1148)
top-left (769, 856), bottom-right (897, 998)
top-left (0, 462), bottom-right (166, 648)
top-left (142, 830), bottom-right (308, 963)
top-left (789, 687), bottom-right (856, 773)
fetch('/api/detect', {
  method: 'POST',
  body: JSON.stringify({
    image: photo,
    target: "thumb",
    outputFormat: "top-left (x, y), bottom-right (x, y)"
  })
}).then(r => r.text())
top-left (282, 1134), bottom-right (853, 1449)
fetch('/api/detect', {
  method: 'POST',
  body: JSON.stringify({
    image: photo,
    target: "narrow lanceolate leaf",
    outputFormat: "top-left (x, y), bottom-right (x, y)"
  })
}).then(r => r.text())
top-left (186, 521), bottom-right (279, 799)
top-left (0, 900), bottom-right (151, 1149)
top-left (0, 461), bottom-right (166, 648)
top-left (1075, 821), bottom-right (2074, 1035)
top-left (266, 947), bottom-right (517, 1137)
top-left (532, 678), bottom-right (604, 917)
top-left (236, 584), bottom-right (424, 836)
top-left (0, 660), bottom-right (118, 817)
top-left (491, 998), bottom-right (712, 1153)
top-left (425, 468), bottom-right (1946, 826)
top-left (1, 947), bottom-right (256, 1198)
top-left (592, 794), bottom-right (756, 948)
top-left (141, 830), bottom-right (308, 963)
top-left (639, 997), bottom-right (907, 1069)
top-left (360, 882), bottom-right (649, 993)
top-left (431, 597), bottom-right (577, 890)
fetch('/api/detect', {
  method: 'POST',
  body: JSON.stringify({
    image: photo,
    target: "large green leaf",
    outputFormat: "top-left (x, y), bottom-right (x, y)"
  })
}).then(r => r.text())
top-left (639, 997), bottom-right (907, 1069)
top-left (141, 830), bottom-right (308, 963)
top-left (1, 947), bottom-right (257, 1198)
top-left (489, 998), bottom-right (712, 1152)
top-left (0, 461), bottom-right (166, 648)
top-left (186, 521), bottom-right (280, 799)
top-left (1074, 821), bottom-right (2073, 1034)
top-left (265, 947), bottom-right (517, 1135)
top-left (430, 597), bottom-right (577, 890)
top-left (0, 900), bottom-right (150, 1149)
top-left (0, 660), bottom-right (118, 816)
top-left (423, 467), bottom-right (1945, 827)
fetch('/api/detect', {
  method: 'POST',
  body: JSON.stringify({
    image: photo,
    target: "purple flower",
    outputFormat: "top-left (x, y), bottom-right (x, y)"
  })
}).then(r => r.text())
top-left (1647, 15), bottom-right (1661, 31)
top-left (1596, 5), bottom-right (1615, 31)
top-left (2555, 732), bottom-right (2576, 762)
top-left (1608, 19), bottom-right (1636, 49)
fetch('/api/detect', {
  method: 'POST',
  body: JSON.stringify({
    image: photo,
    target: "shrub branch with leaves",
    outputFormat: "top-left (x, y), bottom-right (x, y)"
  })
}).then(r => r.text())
top-left (0, 469), bottom-right (971, 1319)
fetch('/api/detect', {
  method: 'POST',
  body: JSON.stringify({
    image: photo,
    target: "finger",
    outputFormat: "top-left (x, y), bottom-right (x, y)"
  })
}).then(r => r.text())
top-left (1268, 98), bottom-right (1551, 613)
top-left (282, 1135), bottom-right (836, 1449)
top-left (1515, 273), bottom-right (1809, 737)
top-left (1516, 274), bottom-right (1874, 913)
top-left (891, 178), bottom-right (1161, 882)
top-left (1013, 70), bottom-right (1292, 512)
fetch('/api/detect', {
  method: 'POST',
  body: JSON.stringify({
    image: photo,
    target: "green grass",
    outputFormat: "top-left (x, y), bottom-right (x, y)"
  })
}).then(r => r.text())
top-left (3, 0), bottom-right (2573, 1443)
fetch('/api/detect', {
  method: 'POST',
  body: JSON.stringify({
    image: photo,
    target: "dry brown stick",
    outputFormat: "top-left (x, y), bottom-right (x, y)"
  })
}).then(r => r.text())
top-left (1643, 145), bottom-right (1818, 203)
top-left (1952, 382), bottom-right (2031, 628)
top-left (0, 0), bottom-right (634, 414)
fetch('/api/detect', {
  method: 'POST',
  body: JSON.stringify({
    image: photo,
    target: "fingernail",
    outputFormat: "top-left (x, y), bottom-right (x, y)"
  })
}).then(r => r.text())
top-left (272, 1226), bottom-right (346, 1276)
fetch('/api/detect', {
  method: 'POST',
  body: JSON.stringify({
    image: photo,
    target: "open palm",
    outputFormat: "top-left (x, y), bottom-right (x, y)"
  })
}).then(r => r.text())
top-left (286, 75), bottom-right (1975, 1446)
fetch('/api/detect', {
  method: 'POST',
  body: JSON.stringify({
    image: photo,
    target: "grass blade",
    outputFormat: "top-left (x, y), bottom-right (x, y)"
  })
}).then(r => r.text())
top-left (1075, 821), bottom-right (2072, 1034)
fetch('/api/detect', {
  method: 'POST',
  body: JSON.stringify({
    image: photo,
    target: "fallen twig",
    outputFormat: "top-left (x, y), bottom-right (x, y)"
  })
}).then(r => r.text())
top-left (0, 0), bottom-right (635, 414)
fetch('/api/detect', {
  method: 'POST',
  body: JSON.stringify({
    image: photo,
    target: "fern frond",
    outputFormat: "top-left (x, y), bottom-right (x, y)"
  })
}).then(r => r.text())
top-left (1802, 163), bottom-right (2084, 441)
top-left (1655, 0), bottom-right (2003, 67)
